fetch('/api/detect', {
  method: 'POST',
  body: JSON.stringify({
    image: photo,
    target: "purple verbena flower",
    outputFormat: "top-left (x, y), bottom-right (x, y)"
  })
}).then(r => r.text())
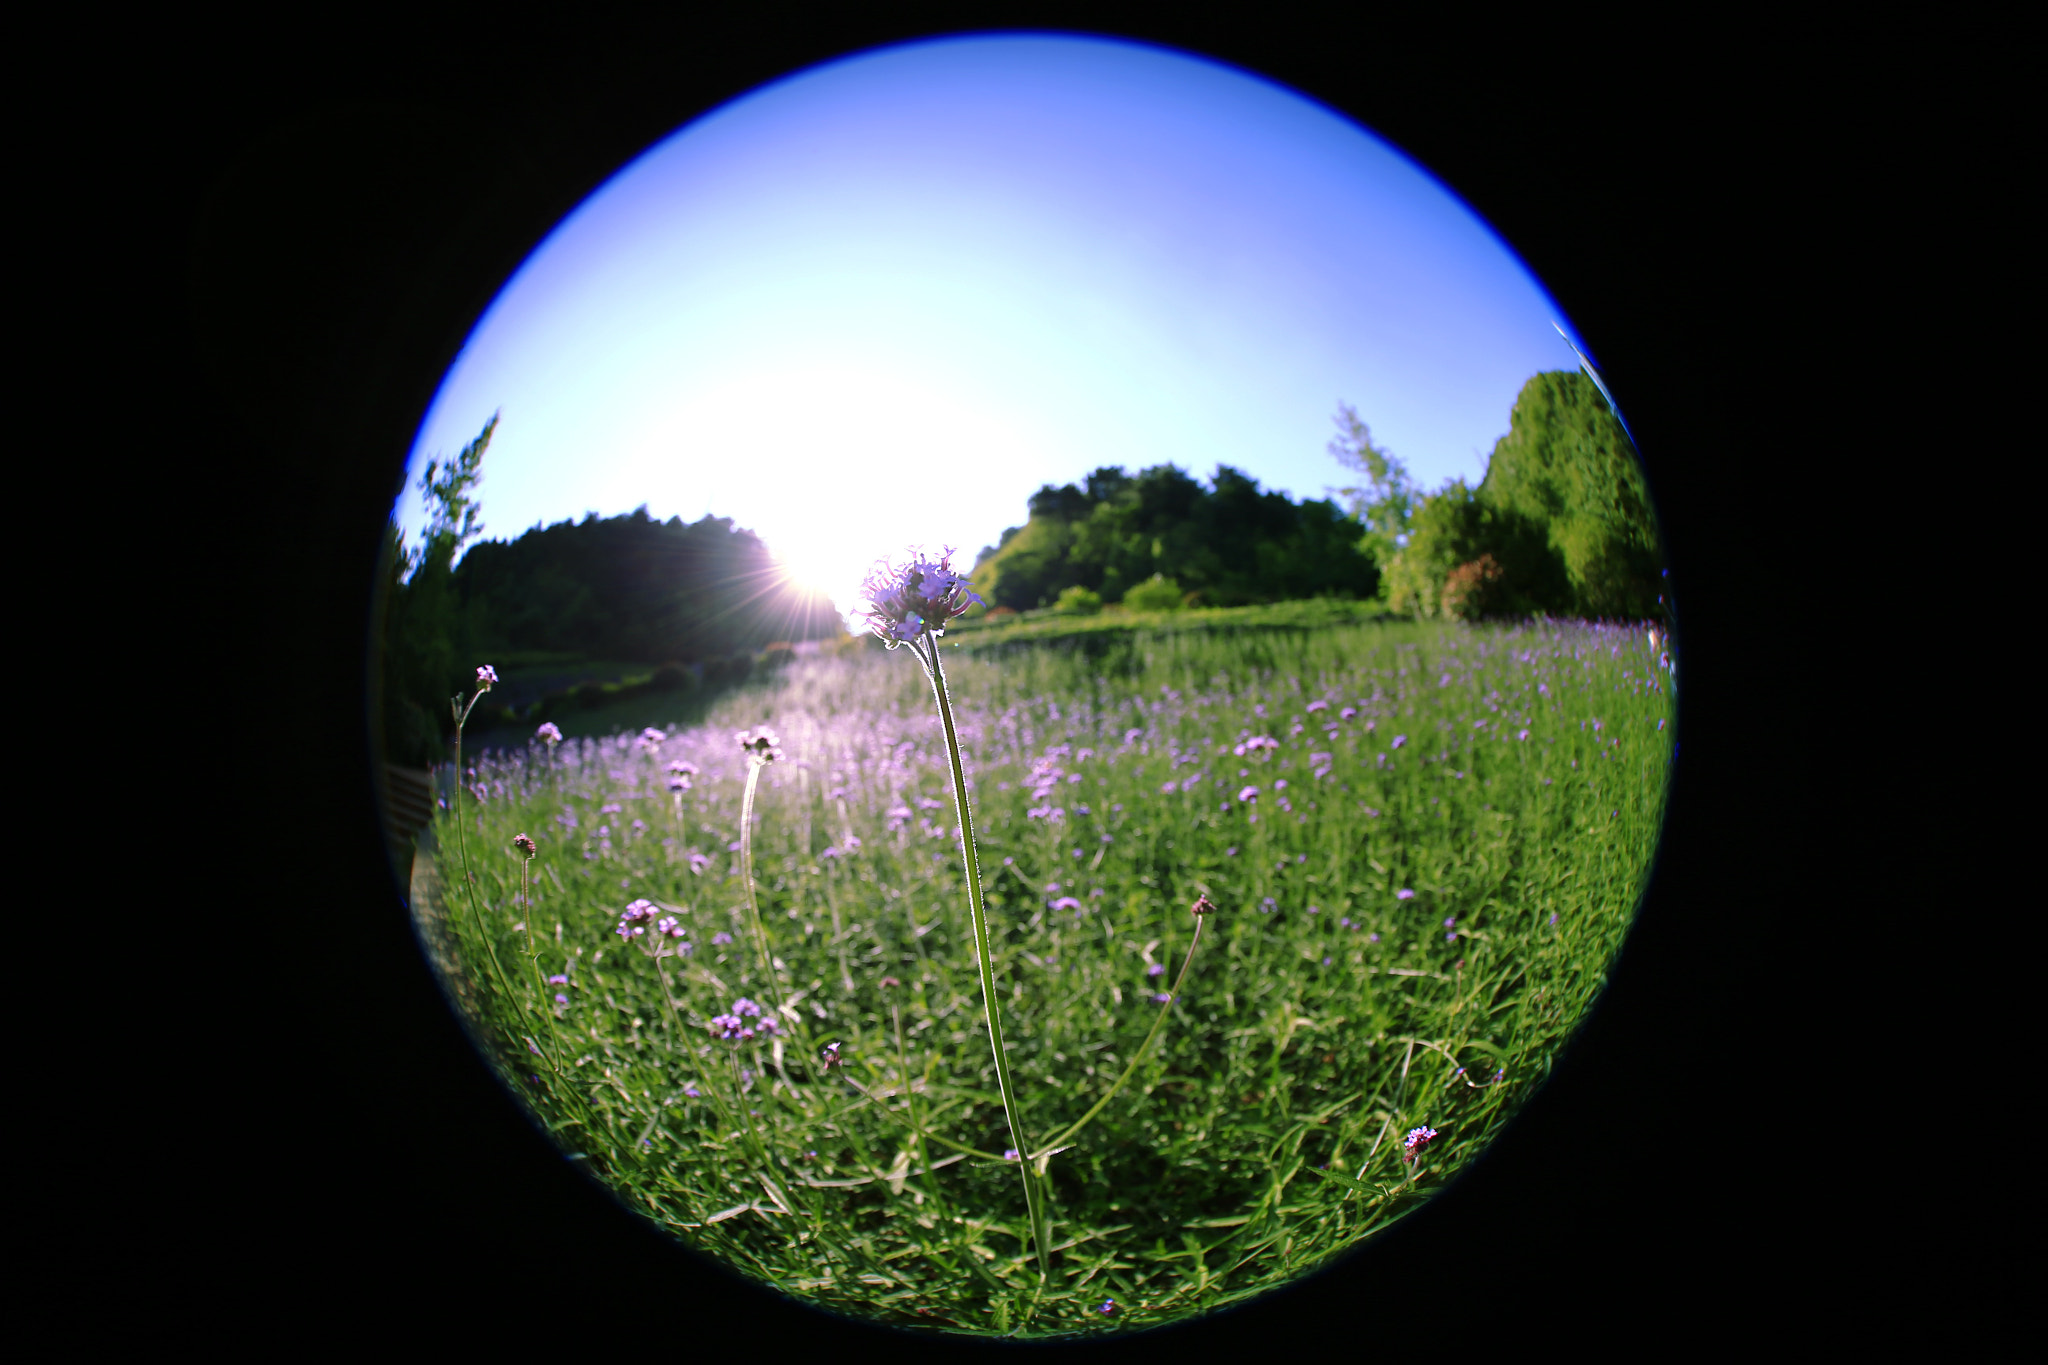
top-left (1402, 1125), bottom-right (1439, 1162)
top-left (1396, 888), bottom-right (1416, 900)
top-left (711, 930), bottom-right (734, 945)
top-left (535, 721), bottom-right (563, 746)
top-left (475, 665), bottom-right (498, 689)
top-left (547, 974), bottom-right (568, 985)
top-left (1050, 896), bottom-right (1083, 911)
top-left (858, 548), bottom-right (984, 646)
top-left (1237, 785), bottom-right (1259, 803)
top-left (1147, 963), bottom-right (1164, 977)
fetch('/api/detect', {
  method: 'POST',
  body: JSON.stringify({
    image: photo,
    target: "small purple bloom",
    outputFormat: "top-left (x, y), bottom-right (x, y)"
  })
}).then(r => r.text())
top-left (1391, 735), bottom-right (1407, 749)
top-left (711, 931), bottom-right (733, 945)
top-left (688, 852), bottom-right (713, 874)
top-left (1237, 785), bottom-right (1259, 803)
top-left (553, 993), bottom-right (569, 1005)
top-left (1051, 896), bottom-right (1083, 911)
top-left (1098, 1299), bottom-right (1116, 1315)
top-left (476, 665), bottom-right (498, 689)
top-left (535, 721), bottom-right (563, 745)
top-left (1396, 888), bottom-right (1415, 900)
top-left (1147, 963), bottom-right (1165, 977)
top-left (1402, 1125), bottom-right (1439, 1162)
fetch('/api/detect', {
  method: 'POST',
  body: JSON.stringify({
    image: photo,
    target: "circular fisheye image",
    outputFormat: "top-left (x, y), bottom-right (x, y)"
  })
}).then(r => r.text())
top-left (374, 33), bottom-right (1675, 1339)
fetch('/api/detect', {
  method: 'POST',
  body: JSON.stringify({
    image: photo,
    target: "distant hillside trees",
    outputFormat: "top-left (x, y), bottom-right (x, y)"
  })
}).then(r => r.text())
top-left (970, 464), bottom-right (1378, 611)
top-left (377, 417), bottom-right (836, 765)
top-left (1347, 371), bottom-right (1663, 622)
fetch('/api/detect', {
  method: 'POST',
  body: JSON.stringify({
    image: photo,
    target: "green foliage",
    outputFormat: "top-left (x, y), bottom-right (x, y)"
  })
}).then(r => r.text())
top-left (1361, 372), bottom-right (1661, 622)
top-left (419, 615), bottom-right (1672, 1337)
top-left (1052, 584), bottom-right (1104, 615)
top-left (970, 464), bottom-right (1384, 609)
top-left (1327, 403), bottom-right (1417, 583)
top-left (1121, 574), bottom-right (1185, 613)
top-left (376, 417), bottom-right (837, 763)
top-left (1478, 371), bottom-right (1663, 619)
top-left (972, 465), bottom-right (1378, 612)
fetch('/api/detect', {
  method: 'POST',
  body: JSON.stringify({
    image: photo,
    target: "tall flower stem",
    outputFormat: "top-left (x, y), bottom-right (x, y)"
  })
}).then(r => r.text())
top-left (736, 759), bottom-right (785, 1020)
top-left (449, 692), bottom-right (537, 1066)
top-left (916, 633), bottom-right (1048, 1281)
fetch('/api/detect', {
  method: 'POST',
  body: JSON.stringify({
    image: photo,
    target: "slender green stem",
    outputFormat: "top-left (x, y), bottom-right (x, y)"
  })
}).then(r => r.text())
top-left (737, 759), bottom-right (785, 1019)
top-left (918, 633), bottom-right (1049, 1281)
top-left (449, 696), bottom-right (529, 1060)
top-left (1037, 911), bottom-right (1207, 1158)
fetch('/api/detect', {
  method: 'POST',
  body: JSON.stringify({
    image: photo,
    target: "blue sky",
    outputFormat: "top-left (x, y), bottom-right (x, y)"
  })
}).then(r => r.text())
top-left (397, 32), bottom-right (1591, 615)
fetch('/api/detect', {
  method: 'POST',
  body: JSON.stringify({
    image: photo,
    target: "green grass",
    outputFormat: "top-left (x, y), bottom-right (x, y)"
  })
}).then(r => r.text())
top-left (416, 614), bottom-right (1673, 1337)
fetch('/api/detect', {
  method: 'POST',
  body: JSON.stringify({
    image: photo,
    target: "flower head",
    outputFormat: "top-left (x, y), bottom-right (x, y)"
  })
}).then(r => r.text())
top-left (638, 727), bottom-right (667, 753)
top-left (736, 726), bottom-right (783, 763)
top-left (711, 930), bottom-right (734, 946)
top-left (1050, 896), bottom-right (1083, 911)
top-left (1237, 785), bottom-right (1259, 803)
top-left (1395, 888), bottom-right (1415, 900)
top-left (535, 721), bottom-right (563, 746)
top-left (667, 759), bottom-right (700, 776)
top-left (667, 774), bottom-right (692, 793)
top-left (475, 665), bottom-right (498, 690)
top-left (1189, 893), bottom-right (1217, 916)
top-left (1402, 1125), bottom-right (1439, 1162)
top-left (688, 851), bottom-right (713, 875)
top-left (820, 1041), bottom-right (843, 1070)
top-left (1391, 735), bottom-right (1407, 750)
top-left (858, 548), bottom-right (984, 646)
top-left (513, 833), bottom-right (537, 856)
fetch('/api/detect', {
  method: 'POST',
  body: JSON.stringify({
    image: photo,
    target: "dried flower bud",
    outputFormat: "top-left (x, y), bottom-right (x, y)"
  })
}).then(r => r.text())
top-left (1189, 894), bottom-right (1218, 916)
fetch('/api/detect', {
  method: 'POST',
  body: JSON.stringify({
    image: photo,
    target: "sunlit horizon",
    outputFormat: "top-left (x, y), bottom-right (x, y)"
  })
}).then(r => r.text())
top-left (397, 33), bottom-right (1591, 620)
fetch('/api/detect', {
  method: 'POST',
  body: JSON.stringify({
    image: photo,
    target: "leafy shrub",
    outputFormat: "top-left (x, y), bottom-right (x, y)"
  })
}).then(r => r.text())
top-left (1121, 573), bottom-right (1183, 612)
top-left (1052, 584), bottom-right (1103, 615)
top-left (1441, 553), bottom-right (1508, 620)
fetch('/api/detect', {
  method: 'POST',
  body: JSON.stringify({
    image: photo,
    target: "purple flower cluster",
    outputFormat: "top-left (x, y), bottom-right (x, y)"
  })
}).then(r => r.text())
top-left (859, 548), bottom-right (983, 645)
top-left (1402, 1125), bottom-right (1439, 1163)
top-left (711, 998), bottom-right (779, 1042)
top-left (534, 721), bottom-right (563, 746)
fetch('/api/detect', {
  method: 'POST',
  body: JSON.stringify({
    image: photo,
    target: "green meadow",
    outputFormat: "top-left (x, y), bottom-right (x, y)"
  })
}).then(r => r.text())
top-left (413, 612), bottom-right (1673, 1337)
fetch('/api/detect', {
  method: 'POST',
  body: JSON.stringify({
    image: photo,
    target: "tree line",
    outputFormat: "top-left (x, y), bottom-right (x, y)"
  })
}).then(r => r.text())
top-left (377, 415), bottom-right (836, 765)
top-left (969, 369), bottom-right (1663, 623)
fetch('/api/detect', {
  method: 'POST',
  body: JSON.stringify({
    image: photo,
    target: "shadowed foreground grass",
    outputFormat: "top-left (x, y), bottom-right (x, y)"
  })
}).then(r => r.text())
top-left (413, 615), bottom-right (1673, 1337)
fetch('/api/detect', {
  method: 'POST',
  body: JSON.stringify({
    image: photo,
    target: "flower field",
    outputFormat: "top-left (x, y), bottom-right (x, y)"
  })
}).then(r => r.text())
top-left (411, 614), bottom-right (1675, 1337)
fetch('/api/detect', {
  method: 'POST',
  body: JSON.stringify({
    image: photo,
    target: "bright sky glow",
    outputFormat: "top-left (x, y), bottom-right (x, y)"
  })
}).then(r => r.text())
top-left (397, 33), bottom-right (1592, 618)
